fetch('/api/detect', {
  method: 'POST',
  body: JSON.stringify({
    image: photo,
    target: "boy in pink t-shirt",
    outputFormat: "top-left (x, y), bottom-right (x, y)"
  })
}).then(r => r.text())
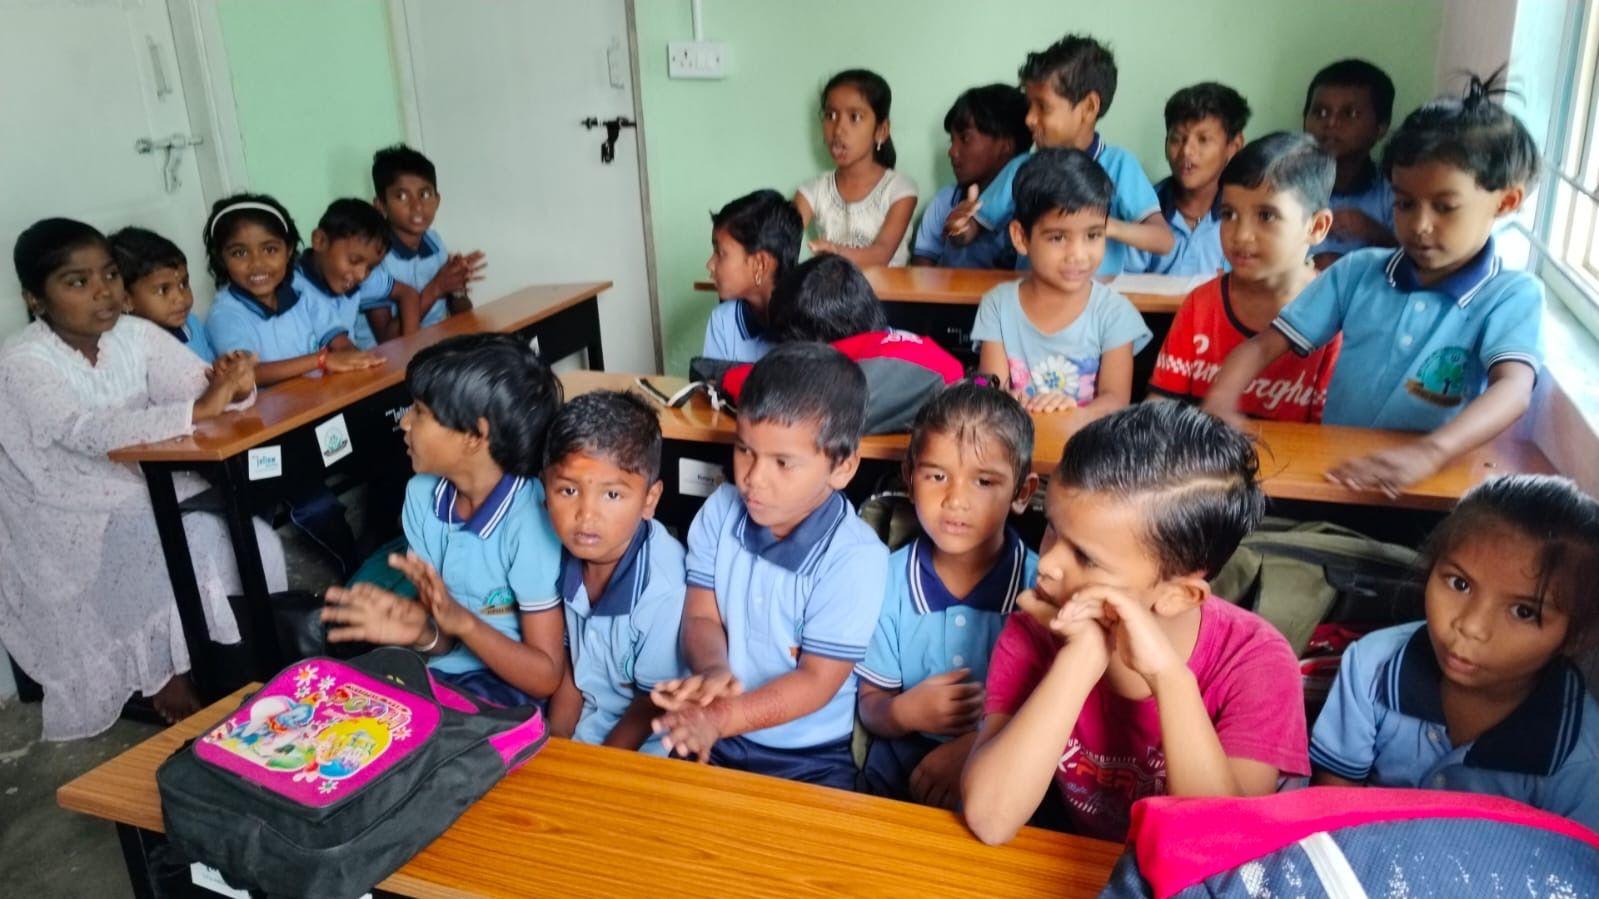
top-left (961, 402), bottom-right (1308, 844)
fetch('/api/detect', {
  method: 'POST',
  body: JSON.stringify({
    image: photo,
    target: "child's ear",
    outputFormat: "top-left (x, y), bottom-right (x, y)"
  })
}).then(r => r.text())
top-left (21, 289), bottom-right (43, 320)
top-left (1080, 92), bottom-right (1102, 122)
top-left (1226, 132), bottom-right (1246, 159)
top-left (751, 250), bottom-right (775, 287)
top-left (1495, 185), bottom-right (1526, 218)
top-left (311, 229), bottom-right (330, 254)
top-left (372, 197), bottom-right (387, 215)
top-left (1010, 472), bottom-right (1040, 515)
top-left (1151, 575), bottom-right (1208, 617)
top-left (464, 416), bottom-right (492, 454)
top-left (875, 116), bottom-right (891, 146)
top-left (1307, 208), bottom-right (1335, 246)
top-left (1008, 219), bottom-right (1030, 256)
top-left (641, 479), bottom-right (665, 521)
top-left (827, 451), bottom-right (861, 490)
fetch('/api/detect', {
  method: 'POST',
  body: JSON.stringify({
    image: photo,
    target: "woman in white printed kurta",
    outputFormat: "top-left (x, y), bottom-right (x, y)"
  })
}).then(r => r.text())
top-left (0, 223), bottom-right (285, 739)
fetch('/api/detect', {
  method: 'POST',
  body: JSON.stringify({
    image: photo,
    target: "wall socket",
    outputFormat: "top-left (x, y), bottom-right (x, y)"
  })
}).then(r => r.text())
top-left (667, 40), bottom-right (726, 79)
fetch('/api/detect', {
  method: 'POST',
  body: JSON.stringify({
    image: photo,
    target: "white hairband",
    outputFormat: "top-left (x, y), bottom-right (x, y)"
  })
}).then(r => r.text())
top-left (208, 201), bottom-right (288, 239)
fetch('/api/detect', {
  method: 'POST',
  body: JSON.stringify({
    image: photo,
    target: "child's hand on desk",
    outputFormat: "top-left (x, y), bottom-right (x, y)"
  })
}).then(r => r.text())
top-left (943, 184), bottom-right (981, 247)
top-left (893, 668), bottom-right (983, 736)
top-left (326, 348), bottom-right (384, 373)
top-left (1199, 396), bottom-right (1249, 431)
top-left (1326, 440), bottom-right (1446, 498)
top-left (909, 737), bottom-right (972, 810)
top-left (322, 582), bottom-right (429, 646)
top-left (388, 551), bottom-right (475, 638)
top-left (650, 666), bottom-right (743, 711)
top-left (652, 703), bottom-right (727, 762)
top-left (1020, 392), bottom-right (1077, 414)
top-left (211, 350), bottom-right (257, 402)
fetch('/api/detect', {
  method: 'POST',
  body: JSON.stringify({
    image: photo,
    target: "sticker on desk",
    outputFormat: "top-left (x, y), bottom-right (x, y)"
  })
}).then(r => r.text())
top-left (246, 446), bottom-right (283, 481)
top-left (190, 864), bottom-right (369, 899)
top-left (678, 458), bottom-right (726, 498)
top-left (315, 414), bottom-right (354, 467)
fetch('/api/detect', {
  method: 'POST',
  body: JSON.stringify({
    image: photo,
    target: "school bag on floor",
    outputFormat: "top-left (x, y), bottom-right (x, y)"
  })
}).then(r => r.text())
top-left (1099, 787), bottom-right (1599, 899)
top-left (156, 646), bottom-right (548, 898)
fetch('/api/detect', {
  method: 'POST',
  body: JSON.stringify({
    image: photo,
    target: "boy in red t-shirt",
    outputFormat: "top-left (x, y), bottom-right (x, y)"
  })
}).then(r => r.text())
top-left (961, 402), bottom-right (1308, 844)
top-left (1149, 132), bottom-right (1341, 422)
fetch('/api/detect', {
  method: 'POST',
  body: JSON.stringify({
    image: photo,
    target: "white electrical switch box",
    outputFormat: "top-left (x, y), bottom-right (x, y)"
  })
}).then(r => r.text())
top-left (667, 41), bottom-right (727, 79)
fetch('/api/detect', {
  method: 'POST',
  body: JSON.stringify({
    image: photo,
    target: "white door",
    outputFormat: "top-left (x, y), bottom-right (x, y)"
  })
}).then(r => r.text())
top-left (0, 0), bottom-right (213, 341)
top-left (395, 0), bottom-right (658, 372)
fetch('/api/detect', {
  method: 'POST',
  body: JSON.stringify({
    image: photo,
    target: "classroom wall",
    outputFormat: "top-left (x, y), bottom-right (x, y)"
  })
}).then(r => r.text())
top-left (635, 0), bottom-right (1444, 376)
top-left (215, 0), bottom-right (406, 232)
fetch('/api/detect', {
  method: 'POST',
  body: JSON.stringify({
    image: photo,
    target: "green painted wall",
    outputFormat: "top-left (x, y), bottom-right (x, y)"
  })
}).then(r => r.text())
top-left (217, 0), bottom-right (404, 232)
top-left (636, 0), bottom-right (1443, 376)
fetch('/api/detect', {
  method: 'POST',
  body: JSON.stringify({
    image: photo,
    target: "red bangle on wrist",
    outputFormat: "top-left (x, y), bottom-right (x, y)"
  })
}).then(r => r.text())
top-left (317, 347), bottom-right (329, 372)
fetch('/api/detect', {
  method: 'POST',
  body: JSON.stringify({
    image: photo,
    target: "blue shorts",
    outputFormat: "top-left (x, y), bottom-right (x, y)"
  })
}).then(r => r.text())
top-left (710, 734), bottom-right (856, 791)
top-left (432, 667), bottom-right (541, 710)
top-left (858, 732), bottom-right (940, 800)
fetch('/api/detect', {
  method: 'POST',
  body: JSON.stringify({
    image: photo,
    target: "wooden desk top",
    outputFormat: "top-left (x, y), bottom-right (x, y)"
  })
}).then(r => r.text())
top-left (59, 687), bottom-right (1121, 898)
top-left (108, 283), bottom-right (609, 464)
top-left (570, 371), bottom-right (1554, 512)
top-left (694, 266), bottom-right (1192, 315)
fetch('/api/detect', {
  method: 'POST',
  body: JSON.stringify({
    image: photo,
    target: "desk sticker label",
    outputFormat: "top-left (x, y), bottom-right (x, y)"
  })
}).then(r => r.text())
top-left (315, 414), bottom-right (354, 467)
top-left (678, 459), bottom-right (726, 498)
top-left (246, 446), bottom-right (283, 481)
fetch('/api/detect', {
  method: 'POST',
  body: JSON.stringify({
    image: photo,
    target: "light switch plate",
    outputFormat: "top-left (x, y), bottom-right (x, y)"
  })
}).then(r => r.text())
top-left (667, 41), bottom-right (726, 79)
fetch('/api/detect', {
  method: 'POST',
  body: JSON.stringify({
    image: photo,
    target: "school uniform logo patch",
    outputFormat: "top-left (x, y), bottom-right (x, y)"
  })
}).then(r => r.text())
top-left (1405, 347), bottom-right (1472, 407)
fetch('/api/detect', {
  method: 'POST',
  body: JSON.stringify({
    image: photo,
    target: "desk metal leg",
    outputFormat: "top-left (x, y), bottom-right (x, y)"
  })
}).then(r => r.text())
top-left (580, 296), bottom-right (604, 370)
top-left (218, 454), bottom-right (279, 680)
top-left (141, 464), bottom-right (216, 697)
top-left (115, 824), bottom-right (158, 899)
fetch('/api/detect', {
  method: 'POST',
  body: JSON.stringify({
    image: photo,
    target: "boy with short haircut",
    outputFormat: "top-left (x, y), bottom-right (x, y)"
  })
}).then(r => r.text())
top-left (542, 390), bottom-right (687, 755)
top-left (1125, 83), bottom-right (1250, 277)
top-left (1149, 132), bottom-right (1342, 422)
top-left (107, 226), bottom-right (214, 362)
top-left (368, 144), bottom-right (486, 340)
top-left (961, 402), bottom-right (1308, 844)
top-left (1303, 59), bottom-right (1399, 265)
top-left (911, 84), bottom-right (1032, 269)
top-left (322, 334), bottom-right (566, 708)
top-left (857, 383), bottom-right (1039, 807)
top-left (295, 198), bottom-right (393, 350)
top-left (651, 343), bottom-right (889, 789)
top-left (703, 189), bottom-right (802, 364)
top-left (1207, 81), bottom-right (1542, 495)
top-left (947, 34), bottom-right (1173, 274)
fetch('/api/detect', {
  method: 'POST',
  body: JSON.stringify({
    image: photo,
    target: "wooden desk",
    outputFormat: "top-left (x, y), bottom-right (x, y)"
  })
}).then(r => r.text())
top-left (566, 371), bottom-right (1554, 514)
top-left (112, 283), bottom-right (609, 696)
top-left (60, 687), bottom-right (1123, 898)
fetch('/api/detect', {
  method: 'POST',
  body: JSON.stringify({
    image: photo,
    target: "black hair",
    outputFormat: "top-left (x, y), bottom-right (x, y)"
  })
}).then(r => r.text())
top-left (1018, 34), bottom-right (1119, 118)
top-left (1381, 69), bottom-right (1539, 191)
top-left (906, 380), bottom-right (1034, 491)
top-left (1421, 474), bottom-right (1599, 649)
top-left (1013, 147), bottom-right (1113, 231)
top-left (822, 69), bottom-right (897, 168)
top-left (107, 226), bottom-right (186, 289)
top-left (13, 217), bottom-right (110, 301)
top-left (542, 389), bottom-right (663, 483)
top-left (944, 83), bottom-right (1033, 154)
top-left (372, 143), bottom-right (438, 196)
top-left (710, 189), bottom-right (803, 284)
top-left (202, 192), bottom-right (300, 287)
top-left (406, 333), bottom-right (562, 478)
top-left (317, 198), bottom-right (391, 249)
top-left (1304, 58), bottom-right (1396, 125)
top-left (1054, 402), bottom-right (1263, 579)
top-left (768, 253), bottom-right (887, 343)
top-left (739, 342), bottom-right (867, 465)
top-left (1221, 131), bottom-right (1336, 214)
top-left (1164, 82), bottom-right (1252, 138)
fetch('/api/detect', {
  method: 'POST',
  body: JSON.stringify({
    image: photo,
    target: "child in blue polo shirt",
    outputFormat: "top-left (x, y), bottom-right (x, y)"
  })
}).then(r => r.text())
top-left (295, 199), bottom-right (393, 350)
top-left (911, 84), bottom-right (1031, 270)
top-left (651, 343), bottom-right (889, 789)
top-left (323, 334), bottom-right (566, 708)
top-left (702, 189), bottom-right (802, 364)
top-left (1311, 475), bottom-right (1599, 831)
top-left (107, 227), bottom-right (214, 363)
top-left (367, 145), bottom-right (485, 340)
top-left (542, 391), bottom-right (686, 754)
top-left (945, 34), bottom-right (1172, 274)
top-left (1304, 59), bottom-right (1399, 266)
top-left (1206, 76), bottom-right (1543, 495)
top-left (857, 383), bottom-right (1039, 807)
top-left (1124, 83), bottom-right (1250, 277)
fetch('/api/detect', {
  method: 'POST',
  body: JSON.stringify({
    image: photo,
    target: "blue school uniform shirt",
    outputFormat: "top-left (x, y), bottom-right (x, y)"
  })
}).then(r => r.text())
top-left (165, 311), bottom-right (215, 363)
top-left (295, 251), bottom-right (395, 350)
top-left (1313, 161), bottom-right (1395, 258)
top-left (974, 135), bottom-right (1162, 276)
top-left (911, 183), bottom-right (1018, 269)
top-left (1123, 178), bottom-right (1229, 277)
top-left (701, 300), bottom-right (772, 363)
top-left (856, 531), bottom-right (1036, 739)
top-left (561, 519), bottom-right (687, 755)
top-left (205, 271), bottom-right (348, 363)
top-left (685, 483), bottom-right (889, 749)
top-left (378, 228), bottom-right (452, 330)
top-left (971, 279), bottom-right (1152, 404)
top-left (1273, 240), bottom-right (1543, 431)
top-left (403, 473), bottom-right (563, 676)
top-left (1311, 622), bottom-right (1598, 830)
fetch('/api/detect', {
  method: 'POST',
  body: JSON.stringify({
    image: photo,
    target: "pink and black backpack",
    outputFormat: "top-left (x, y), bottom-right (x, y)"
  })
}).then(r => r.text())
top-left (157, 646), bottom-right (548, 898)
